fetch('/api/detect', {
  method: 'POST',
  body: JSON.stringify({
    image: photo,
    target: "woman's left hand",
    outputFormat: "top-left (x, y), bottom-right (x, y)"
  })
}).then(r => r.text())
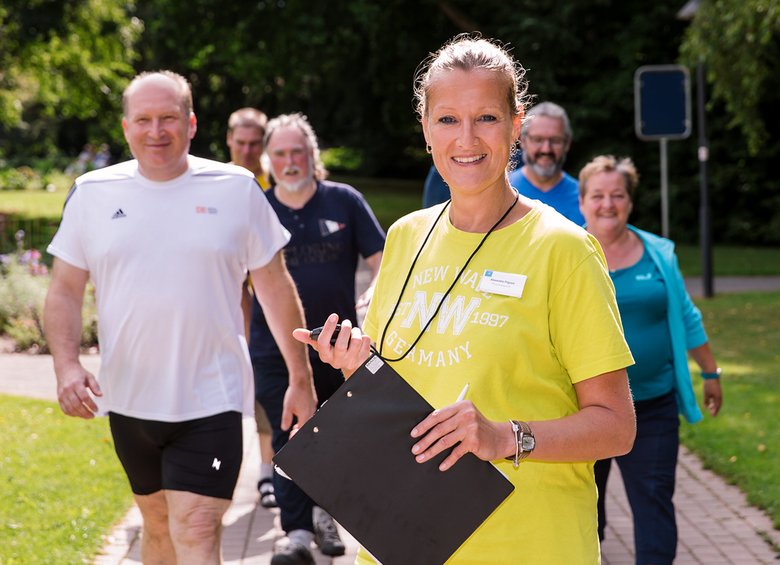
top-left (703, 379), bottom-right (723, 416)
top-left (409, 400), bottom-right (513, 471)
top-left (292, 313), bottom-right (373, 379)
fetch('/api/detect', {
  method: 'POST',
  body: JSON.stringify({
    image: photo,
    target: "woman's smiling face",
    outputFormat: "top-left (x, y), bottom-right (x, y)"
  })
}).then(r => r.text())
top-left (423, 68), bottom-right (521, 197)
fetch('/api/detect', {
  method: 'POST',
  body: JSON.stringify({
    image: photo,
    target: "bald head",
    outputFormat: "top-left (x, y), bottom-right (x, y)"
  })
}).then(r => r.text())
top-left (123, 71), bottom-right (193, 117)
top-left (121, 70), bottom-right (197, 182)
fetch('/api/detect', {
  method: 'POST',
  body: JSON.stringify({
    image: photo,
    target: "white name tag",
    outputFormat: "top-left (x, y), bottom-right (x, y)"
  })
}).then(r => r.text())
top-left (477, 270), bottom-right (527, 298)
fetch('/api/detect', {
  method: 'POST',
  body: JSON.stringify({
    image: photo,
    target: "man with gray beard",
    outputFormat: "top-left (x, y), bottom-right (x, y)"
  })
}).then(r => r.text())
top-left (509, 101), bottom-right (584, 225)
top-left (248, 113), bottom-right (385, 565)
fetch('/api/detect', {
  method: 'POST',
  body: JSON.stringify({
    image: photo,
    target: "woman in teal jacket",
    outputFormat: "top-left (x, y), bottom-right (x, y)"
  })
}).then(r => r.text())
top-left (579, 155), bottom-right (724, 565)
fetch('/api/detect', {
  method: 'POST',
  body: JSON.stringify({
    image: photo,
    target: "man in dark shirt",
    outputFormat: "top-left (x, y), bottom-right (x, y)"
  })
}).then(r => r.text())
top-left (250, 113), bottom-right (385, 565)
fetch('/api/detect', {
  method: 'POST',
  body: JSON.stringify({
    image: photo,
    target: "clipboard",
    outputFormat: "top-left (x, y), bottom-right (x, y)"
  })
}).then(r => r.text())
top-left (273, 353), bottom-right (514, 565)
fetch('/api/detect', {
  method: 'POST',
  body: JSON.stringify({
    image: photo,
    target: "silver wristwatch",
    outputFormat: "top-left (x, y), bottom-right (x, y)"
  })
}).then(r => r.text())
top-left (507, 420), bottom-right (535, 468)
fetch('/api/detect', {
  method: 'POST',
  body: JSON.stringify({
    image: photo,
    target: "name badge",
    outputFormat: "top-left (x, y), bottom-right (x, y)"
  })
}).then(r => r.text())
top-left (477, 270), bottom-right (527, 298)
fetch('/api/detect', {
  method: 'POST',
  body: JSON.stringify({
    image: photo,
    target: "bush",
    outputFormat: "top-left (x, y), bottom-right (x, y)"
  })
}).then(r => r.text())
top-left (0, 167), bottom-right (40, 191)
top-left (321, 147), bottom-right (364, 173)
top-left (0, 250), bottom-right (97, 352)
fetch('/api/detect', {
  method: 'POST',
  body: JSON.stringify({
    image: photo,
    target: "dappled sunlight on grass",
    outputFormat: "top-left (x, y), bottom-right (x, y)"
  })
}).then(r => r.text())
top-left (0, 395), bottom-right (132, 563)
top-left (681, 291), bottom-right (780, 527)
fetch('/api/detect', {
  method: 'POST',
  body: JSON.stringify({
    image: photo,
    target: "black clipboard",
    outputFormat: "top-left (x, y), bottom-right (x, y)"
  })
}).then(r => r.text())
top-left (273, 353), bottom-right (514, 565)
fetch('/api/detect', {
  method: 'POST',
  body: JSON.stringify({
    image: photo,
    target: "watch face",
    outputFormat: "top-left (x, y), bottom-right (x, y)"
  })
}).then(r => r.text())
top-left (521, 435), bottom-right (535, 452)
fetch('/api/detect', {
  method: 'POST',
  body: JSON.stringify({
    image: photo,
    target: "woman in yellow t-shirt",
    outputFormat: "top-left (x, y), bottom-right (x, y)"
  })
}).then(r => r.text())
top-left (295, 35), bottom-right (636, 564)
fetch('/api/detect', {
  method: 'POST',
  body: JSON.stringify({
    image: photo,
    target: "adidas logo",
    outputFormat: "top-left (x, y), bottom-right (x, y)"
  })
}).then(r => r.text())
top-left (111, 208), bottom-right (126, 219)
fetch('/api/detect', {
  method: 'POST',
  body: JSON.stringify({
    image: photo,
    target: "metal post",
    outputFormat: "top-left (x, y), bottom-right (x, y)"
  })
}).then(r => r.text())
top-left (660, 137), bottom-right (669, 238)
top-left (697, 60), bottom-right (714, 298)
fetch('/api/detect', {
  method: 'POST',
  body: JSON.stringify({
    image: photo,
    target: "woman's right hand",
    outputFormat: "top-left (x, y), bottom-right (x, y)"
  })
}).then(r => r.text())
top-left (292, 313), bottom-right (373, 379)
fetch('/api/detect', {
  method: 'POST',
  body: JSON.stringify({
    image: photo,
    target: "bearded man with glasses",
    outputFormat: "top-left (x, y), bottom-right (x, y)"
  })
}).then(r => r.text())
top-left (509, 101), bottom-right (585, 225)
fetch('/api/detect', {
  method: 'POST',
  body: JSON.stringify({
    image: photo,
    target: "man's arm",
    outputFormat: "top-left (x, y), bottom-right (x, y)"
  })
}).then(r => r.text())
top-left (250, 251), bottom-right (316, 431)
top-left (43, 258), bottom-right (102, 419)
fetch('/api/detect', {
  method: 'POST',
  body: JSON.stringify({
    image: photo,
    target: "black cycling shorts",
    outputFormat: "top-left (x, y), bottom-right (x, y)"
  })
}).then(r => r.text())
top-left (108, 411), bottom-right (243, 500)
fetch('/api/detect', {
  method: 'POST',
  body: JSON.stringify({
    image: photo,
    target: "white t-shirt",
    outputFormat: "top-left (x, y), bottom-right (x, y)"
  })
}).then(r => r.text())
top-left (48, 156), bottom-right (290, 421)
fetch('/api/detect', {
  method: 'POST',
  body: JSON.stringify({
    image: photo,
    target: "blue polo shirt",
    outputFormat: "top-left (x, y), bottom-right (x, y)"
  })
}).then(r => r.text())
top-left (509, 169), bottom-right (585, 226)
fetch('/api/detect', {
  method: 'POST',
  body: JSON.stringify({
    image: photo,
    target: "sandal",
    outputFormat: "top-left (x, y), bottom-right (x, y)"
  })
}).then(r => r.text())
top-left (257, 478), bottom-right (277, 508)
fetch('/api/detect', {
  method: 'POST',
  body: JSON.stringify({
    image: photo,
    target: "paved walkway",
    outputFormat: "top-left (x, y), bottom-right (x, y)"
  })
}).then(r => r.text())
top-left (2, 277), bottom-right (779, 563)
top-left (684, 276), bottom-right (780, 298)
top-left (3, 352), bottom-right (780, 564)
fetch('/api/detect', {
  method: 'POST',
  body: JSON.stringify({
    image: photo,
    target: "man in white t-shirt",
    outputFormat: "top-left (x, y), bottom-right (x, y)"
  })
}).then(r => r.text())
top-left (43, 71), bottom-right (316, 564)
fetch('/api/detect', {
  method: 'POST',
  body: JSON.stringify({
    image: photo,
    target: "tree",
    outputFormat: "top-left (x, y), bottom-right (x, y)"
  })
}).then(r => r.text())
top-left (680, 0), bottom-right (780, 155)
top-left (0, 0), bottom-right (142, 162)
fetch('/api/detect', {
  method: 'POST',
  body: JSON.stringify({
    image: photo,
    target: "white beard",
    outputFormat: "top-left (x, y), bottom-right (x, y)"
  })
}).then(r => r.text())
top-left (276, 177), bottom-right (312, 193)
top-left (274, 162), bottom-right (315, 193)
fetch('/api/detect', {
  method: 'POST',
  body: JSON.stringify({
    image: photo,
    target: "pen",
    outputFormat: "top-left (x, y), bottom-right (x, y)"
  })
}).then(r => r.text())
top-left (456, 383), bottom-right (470, 402)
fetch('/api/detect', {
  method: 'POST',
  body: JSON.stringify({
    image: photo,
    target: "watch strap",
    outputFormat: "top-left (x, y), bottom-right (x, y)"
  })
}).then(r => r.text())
top-left (701, 368), bottom-right (722, 380)
top-left (506, 419), bottom-right (533, 468)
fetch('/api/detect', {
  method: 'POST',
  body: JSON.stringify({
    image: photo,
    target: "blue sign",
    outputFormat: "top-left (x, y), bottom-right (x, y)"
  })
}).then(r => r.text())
top-left (634, 65), bottom-right (691, 140)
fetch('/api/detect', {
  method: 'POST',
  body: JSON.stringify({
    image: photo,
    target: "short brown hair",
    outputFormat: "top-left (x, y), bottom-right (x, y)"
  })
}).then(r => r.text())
top-left (228, 107), bottom-right (268, 137)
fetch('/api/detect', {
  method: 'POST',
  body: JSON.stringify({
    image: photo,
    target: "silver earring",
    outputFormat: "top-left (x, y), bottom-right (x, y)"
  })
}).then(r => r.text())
top-left (426, 144), bottom-right (432, 154)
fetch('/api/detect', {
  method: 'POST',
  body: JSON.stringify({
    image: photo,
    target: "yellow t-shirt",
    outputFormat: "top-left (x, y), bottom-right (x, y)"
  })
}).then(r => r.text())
top-left (256, 172), bottom-right (270, 190)
top-left (361, 202), bottom-right (633, 564)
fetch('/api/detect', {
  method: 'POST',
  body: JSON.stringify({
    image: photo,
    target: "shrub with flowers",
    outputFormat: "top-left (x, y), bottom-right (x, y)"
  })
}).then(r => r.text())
top-left (0, 248), bottom-right (97, 352)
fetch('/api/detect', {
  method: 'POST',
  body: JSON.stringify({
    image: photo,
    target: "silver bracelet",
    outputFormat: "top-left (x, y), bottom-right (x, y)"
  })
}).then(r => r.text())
top-left (509, 420), bottom-right (520, 469)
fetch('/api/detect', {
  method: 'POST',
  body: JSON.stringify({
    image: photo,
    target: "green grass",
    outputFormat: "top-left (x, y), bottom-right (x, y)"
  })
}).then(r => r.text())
top-left (676, 245), bottom-right (780, 276)
top-left (330, 174), bottom-right (422, 231)
top-left (0, 395), bottom-right (132, 564)
top-left (0, 187), bottom-right (69, 255)
top-left (682, 291), bottom-right (780, 527)
top-left (0, 190), bottom-right (68, 220)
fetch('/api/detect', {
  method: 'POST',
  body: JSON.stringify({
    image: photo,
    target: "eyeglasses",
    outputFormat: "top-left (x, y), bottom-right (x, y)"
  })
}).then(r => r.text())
top-left (525, 135), bottom-right (567, 148)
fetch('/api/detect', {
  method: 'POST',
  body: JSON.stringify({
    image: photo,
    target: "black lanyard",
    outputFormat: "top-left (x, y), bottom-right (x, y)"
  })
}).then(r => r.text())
top-left (378, 193), bottom-right (519, 362)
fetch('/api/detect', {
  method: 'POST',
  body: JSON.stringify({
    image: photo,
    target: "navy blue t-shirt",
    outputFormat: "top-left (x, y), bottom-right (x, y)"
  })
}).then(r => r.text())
top-left (249, 180), bottom-right (385, 358)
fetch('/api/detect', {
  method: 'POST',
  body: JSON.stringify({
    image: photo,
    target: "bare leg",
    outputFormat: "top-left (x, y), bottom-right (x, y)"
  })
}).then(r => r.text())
top-left (166, 490), bottom-right (231, 564)
top-left (259, 431), bottom-right (275, 465)
top-left (134, 491), bottom-right (176, 564)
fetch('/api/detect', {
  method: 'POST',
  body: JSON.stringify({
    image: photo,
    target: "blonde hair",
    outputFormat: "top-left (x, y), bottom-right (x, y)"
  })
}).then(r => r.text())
top-left (578, 155), bottom-right (639, 198)
top-left (413, 33), bottom-right (529, 121)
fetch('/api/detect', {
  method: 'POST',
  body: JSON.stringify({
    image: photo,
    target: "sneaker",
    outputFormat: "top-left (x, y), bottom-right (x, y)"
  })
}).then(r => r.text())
top-left (270, 541), bottom-right (315, 565)
top-left (313, 507), bottom-right (346, 557)
top-left (257, 477), bottom-right (277, 508)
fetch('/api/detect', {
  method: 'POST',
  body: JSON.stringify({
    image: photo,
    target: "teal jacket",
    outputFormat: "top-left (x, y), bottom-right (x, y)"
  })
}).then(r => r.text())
top-left (629, 225), bottom-right (707, 423)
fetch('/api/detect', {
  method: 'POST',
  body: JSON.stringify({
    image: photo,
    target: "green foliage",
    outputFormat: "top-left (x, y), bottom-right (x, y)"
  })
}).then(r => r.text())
top-left (680, 0), bottom-right (780, 155)
top-left (682, 291), bottom-right (780, 527)
top-left (0, 167), bottom-right (38, 191)
top-left (0, 252), bottom-right (98, 352)
top-left (322, 147), bottom-right (364, 173)
top-left (676, 1), bottom-right (780, 245)
top-left (1, 0), bottom-right (779, 243)
top-left (0, 395), bottom-right (132, 563)
top-left (0, 0), bottom-right (142, 161)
